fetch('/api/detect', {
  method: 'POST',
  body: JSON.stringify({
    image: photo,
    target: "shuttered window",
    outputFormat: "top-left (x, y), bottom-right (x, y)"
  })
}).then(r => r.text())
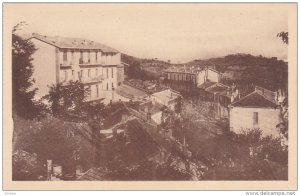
top-left (253, 112), bottom-right (258, 126)
top-left (63, 51), bottom-right (67, 65)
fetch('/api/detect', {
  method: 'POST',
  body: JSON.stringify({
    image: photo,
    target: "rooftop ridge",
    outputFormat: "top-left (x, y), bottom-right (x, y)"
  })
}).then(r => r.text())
top-left (31, 33), bottom-right (119, 53)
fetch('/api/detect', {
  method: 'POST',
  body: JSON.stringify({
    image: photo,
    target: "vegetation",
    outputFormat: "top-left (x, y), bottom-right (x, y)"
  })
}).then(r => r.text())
top-left (12, 22), bottom-right (45, 119)
top-left (12, 116), bottom-right (94, 180)
top-left (188, 53), bottom-right (288, 92)
top-left (43, 81), bottom-right (105, 122)
top-left (277, 31), bottom-right (288, 45)
top-left (121, 53), bottom-right (170, 80)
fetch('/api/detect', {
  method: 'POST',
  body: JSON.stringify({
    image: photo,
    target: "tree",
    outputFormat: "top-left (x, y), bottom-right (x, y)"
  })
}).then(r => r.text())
top-left (276, 31), bottom-right (289, 140)
top-left (174, 96), bottom-right (182, 115)
top-left (12, 22), bottom-right (44, 119)
top-left (43, 81), bottom-right (106, 121)
top-left (277, 32), bottom-right (288, 45)
top-left (43, 81), bottom-right (89, 118)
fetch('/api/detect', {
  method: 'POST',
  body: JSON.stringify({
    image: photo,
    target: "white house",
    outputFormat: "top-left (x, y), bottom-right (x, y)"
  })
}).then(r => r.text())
top-left (29, 33), bottom-right (122, 104)
top-left (150, 89), bottom-right (181, 111)
top-left (229, 87), bottom-right (281, 137)
top-left (196, 67), bottom-right (220, 87)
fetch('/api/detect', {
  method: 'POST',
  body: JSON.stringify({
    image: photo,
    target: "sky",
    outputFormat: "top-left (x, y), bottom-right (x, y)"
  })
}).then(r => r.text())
top-left (7, 3), bottom-right (289, 63)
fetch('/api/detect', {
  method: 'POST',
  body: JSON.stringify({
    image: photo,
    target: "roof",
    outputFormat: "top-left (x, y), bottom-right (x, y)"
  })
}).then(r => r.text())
top-left (151, 89), bottom-right (181, 102)
top-left (197, 80), bottom-right (217, 89)
top-left (207, 68), bottom-right (221, 74)
top-left (230, 91), bottom-right (278, 108)
top-left (163, 65), bottom-right (204, 74)
top-left (31, 33), bottom-right (119, 53)
top-left (206, 84), bottom-right (229, 96)
top-left (139, 101), bottom-right (166, 114)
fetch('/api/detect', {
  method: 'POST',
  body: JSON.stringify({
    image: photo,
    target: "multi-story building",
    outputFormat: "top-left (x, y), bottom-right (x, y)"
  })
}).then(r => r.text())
top-left (162, 65), bottom-right (220, 87)
top-left (162, 66), bottom-right (200, 86)
top-left (29, 33), bottom-right (121, 103)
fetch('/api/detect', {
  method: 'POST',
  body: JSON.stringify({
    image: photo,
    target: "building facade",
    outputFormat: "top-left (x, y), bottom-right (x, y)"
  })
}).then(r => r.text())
top-left (30, 33), bottom-right (121, 103)
top-left (163, 66), bottom-right (220, 87)
top-left (150, 89), bottom-right (181, 111)
top-left (229, 87), bottom-right (281, 137)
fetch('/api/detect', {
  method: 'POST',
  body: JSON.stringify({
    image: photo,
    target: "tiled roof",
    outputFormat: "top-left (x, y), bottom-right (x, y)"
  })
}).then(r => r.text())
top-left (230, 91), bottom-right (278, 108)
top-left (31, 33), bottom-right (119, 53)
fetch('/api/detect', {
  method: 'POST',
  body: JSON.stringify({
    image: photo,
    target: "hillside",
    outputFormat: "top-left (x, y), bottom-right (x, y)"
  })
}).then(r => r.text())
top-left (121, 53), bottom-right (288, 91)
top-left (121, 53), bottom-right (171, 79)
top-left (188, 54), bottom-right (288, 91)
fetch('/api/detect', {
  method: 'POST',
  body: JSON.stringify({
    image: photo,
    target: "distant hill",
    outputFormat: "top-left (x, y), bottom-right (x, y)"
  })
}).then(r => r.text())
top-left (121, 53), bottom-right (288, 91)
top-left (121, 53), bottom-right (171, 79)
top-left (121, 53), bottom-right (170, 67)
top-left (189, 54), bottom-right (288, 91)
top-left (121, 53), bottom-right (141, 66)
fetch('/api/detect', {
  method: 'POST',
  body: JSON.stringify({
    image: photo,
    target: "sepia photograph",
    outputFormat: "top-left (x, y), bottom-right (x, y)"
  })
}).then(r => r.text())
top-left (3, 2), bottom-right (297, 190)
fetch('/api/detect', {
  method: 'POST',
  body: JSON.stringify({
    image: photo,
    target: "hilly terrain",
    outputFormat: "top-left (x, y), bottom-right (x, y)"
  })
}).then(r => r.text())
top-left (121, 53), bottom-right (288, 92)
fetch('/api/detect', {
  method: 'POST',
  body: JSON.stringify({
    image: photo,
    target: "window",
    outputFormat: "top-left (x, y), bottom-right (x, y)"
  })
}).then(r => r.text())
top-left (96, 85), bottom-right (99, 97)
top-left (95, 68), bottom-right (98, 76)
top-left (79, 51), bottom-right (83, 64)
top-left (64, 70), bottom-right (68, 81)
top-left (88, 69), bottom-right (91, 77)
top-left (106, 83), bottom-right (108, 90)
top-left (88, 51), bottom-right (91, 63)
top-left (112, 82), bottom-right (114, 89)
top-left (112, 68), bottom-right (114, 78)
top-left (253, 112), bottom-right (258, 126)
top-left (72, 70), bottom-right (74, 76)
top-left (106, 68), bottom-right (109, 78)
top-left (63, 51), bottom-right (67, 65)
top-left (96, 52), bottom-right (98, 62)
top-left (80, 70), bottom-right (84, 79)
top-left (71, 51), bottom-right (74, 65)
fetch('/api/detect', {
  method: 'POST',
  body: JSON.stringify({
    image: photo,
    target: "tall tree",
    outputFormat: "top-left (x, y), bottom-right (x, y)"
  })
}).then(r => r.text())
top-left (43, 81), bottom-right (89, 118)
top-left (12, 22), bottom-right (43, 119)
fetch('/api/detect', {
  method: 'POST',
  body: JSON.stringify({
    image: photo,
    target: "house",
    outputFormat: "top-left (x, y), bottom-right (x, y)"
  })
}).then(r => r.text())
top-left (162, 65), bottom-right (203, 86)
top-left (150, 89), bottom-right (181, 111)
top-left (162, 66), bottom-right (221, 93)
top-left (138, 101), bottom-right (166, 125)
top-left (29, 33), bottom-right (122, 104)
top-left (117, 63), bottom-right (125, 86)
top-left (229, 86), bottom-right (281, 137)
top-left (204, 83), bottom-right (231, 118)
top-left (196, 67), bottom-right (221, 87)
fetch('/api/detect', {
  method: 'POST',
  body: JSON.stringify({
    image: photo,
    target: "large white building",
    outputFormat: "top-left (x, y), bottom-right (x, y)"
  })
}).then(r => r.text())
top-left (29, 33), bottom-right (124, 104)
top-left (163, 66), bottom-right (220, 87)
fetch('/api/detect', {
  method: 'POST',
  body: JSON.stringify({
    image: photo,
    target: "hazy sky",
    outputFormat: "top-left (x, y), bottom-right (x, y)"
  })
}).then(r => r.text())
top-left (7, 3), bottom-right (288, 63)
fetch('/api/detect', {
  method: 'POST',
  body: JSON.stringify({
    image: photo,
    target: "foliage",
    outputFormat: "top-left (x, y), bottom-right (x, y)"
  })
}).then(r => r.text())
top-left (12, 150), bottom-right (39, 180)
top-left (43, 81), bottom-right (106, 121)
top-left (189, 53), bottom-right (288, 92)
top-left (12, 22), bottom-right (45, 119)
top-left (174, 96), bottom-right (182, 115)
top-left (201, 129), bottom-right (288, 180)
top-left (277, 32), bottom-right (288, 45)
top-left (121, 53), bottom-right (143, 78)
top-left (13, 114), bottom-right (96, 180)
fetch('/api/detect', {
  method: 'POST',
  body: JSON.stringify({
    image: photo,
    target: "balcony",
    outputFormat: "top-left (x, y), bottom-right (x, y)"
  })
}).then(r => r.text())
top-left (80, 75), bottom-right (104, 84)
